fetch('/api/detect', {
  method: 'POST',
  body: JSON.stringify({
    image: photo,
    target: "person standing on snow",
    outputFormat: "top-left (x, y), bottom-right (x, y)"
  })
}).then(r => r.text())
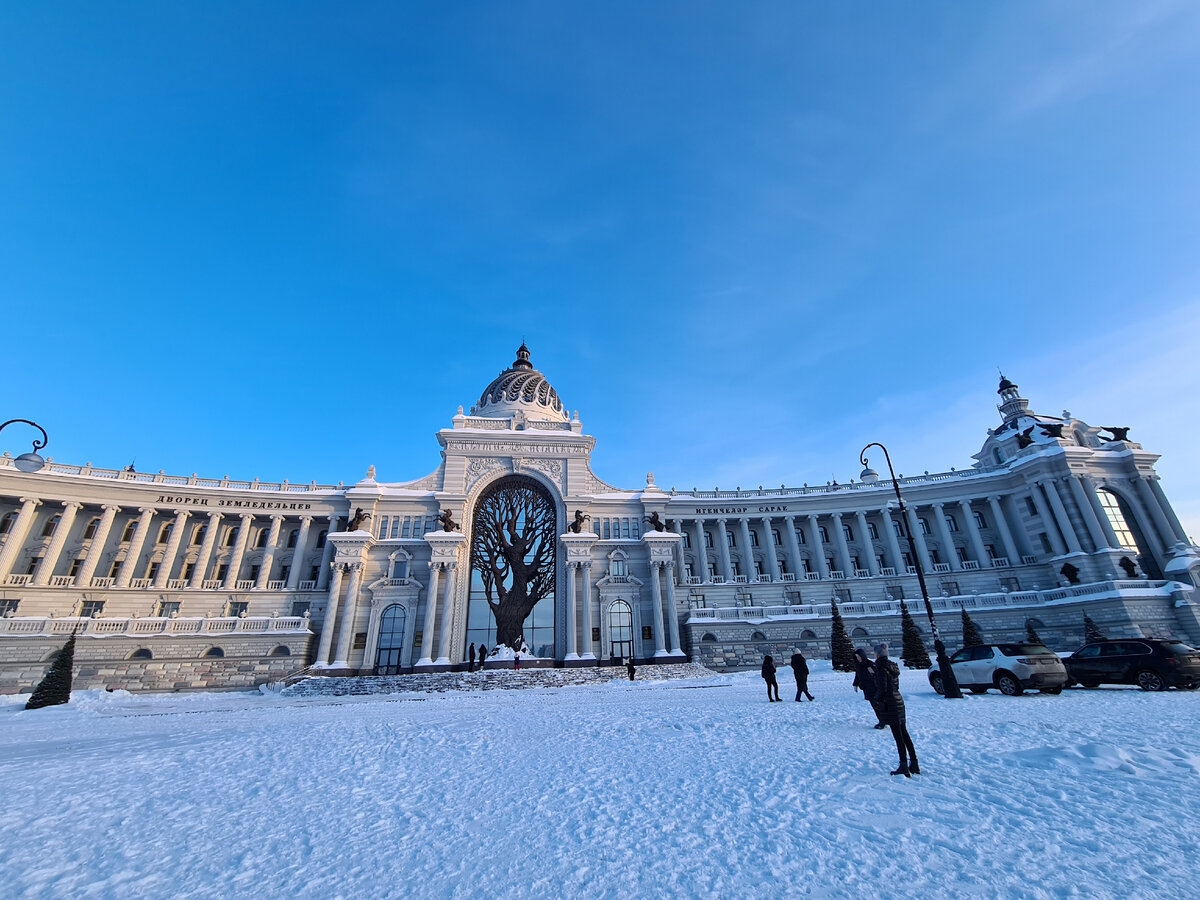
top-left (873, 643), bottom-right (920, 777)
top-left (468, 642), bottom-right (476, 673)
top-left (514, 653), bottom-right (520, 671)
top-left (853, 647), bottom-right (884, 728)
top-left (789, 651), bottom-right (815, 702)
top-left (626, 658), bottom-right (636, 681)
top-left (761, 654), bottom-right (781, 702)
top-left (478, 645), bottom-right (488, 670)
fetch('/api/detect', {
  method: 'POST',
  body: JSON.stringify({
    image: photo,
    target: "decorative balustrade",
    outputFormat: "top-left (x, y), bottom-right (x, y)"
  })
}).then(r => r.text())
top-left (990, 557), bottom-right (1010, 568)
top-left (21, 574), bottom-right (315, 592)
top-left (130, 578), bottom-right (151, 588)
top-left (376, 578), bottom-right (410, 587)
top-left (962, 560), bottom-right (980, 571)
top-left (91, 576), bottom-right (115, 587)
top-left (298, 580), bottom-right (317, 590)
top-left (168, 579), bottom-right (188, 589)
top-left (267, 580), bottom-right (287, 590)
top-left (0, 455), bottom-right (340, 493)
top-left (879, 567), bottom-right (896, 577)
top-left (711, 576), bottom-right (726, 584)
top-left (0, 614), bottom-right (312, 637)
top-left (905, 566), bottom-right (917, 575)
top-left (733, 575), bottom-right (749, 584)
top-left (803, 572), bottom-right (821, 581)
top-left (932, 563), bottom-right (951, 573)
top-left (235, 580), bottom-right (256, 590)
top-left (49, 575), bottom-right (74, 587)
top-left (203, 580), bottom-right (223, 589)
top-left (828, 570), bottom-right (845, 580)
top-left (1021, 555), bottom-right (1040, 565)
top-left (854, 569), bottom-right (871, 578)
top-left (5, 574), bottom-right (32, 586)
top-left (676, 464), bottom-right (1000, 499)
top-left (685, 576), bottom-right (701, 585)
top-left (779, 573), bottom-right (796, 582)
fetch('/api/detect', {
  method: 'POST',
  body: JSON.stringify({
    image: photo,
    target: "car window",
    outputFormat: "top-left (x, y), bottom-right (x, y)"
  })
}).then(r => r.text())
top-left (1100, 643), bottom-right (1125, 657)
top-left (1073, 645), bottom-right (1102, 659)
top-left (999, 644), bottom-right (1052, 657)
top-left (1124, 642), bottom-right (1151, 655)
top-left (951, 650), bottom-right (970, 663)
top-left (970, 646), bottom-right (993, 661)
top-left (1167, 642), bottom-right (1198, 655)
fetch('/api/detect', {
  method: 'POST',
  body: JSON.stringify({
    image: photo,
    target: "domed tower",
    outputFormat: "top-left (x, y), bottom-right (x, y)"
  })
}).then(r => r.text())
top-left (996, 373), bottom-right (1030, 424)
top-left (473, 343), bottom-right (569, 424)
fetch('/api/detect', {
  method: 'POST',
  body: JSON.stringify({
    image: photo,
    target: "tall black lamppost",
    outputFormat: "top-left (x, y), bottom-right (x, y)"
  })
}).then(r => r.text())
top-left (1, 419), bottom-right (49, 473)
top-left (860, 442), bottom-right (962, 699)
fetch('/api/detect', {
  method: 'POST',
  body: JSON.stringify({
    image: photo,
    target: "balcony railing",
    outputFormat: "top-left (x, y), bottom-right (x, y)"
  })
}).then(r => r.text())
top-left (990, 557), bottom-right (1010, 568)
top-left (299, 580), bottom-right (317, 590)
top-left (961, 560), bottom-right (980, 571)
top-left (932, 563), bottom-right (951, 573)
top-left (235, 580), bottom-right (256, 590)
top-left (267, 580), bottom-right (287, 591)
top-left (0, 614), bottom-right (313, 638)
top-left (203, 580), bottom-right (223, 589)
top-left (803, 572), bottom-right (821, 581)
top-left (854, 569), bottom-right (871, 578)
top-left (828, 570), bottom-right (845, 580)
top-left (91, 576), bottom-right (115, 587)
top-left (779, 573), bottom-right (796, 582)
top-left (4, 574), bottom-right (32, 586)
top-left (168, 579), bottom-right (189, 589)
top-left (130, 578), bottom-right (152, 588)
top-left (1021, 555), bottom-right (1040, 565)
top-left (879, 567), bottom-right (896, 576)
top-left (49, 575), bottom-right (74, 587)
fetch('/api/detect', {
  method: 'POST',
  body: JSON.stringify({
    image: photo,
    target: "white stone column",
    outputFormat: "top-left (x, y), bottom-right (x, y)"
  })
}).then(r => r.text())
top-left (987, 495), bottom-right (1021, 564)
top-left (581, 561), bottom-right (596, 660)
top-left (564, 562), bottom-right (579, 660)
top-left (670, 520), bottom-right (687, 574)
top-left (738, 518), bottom-right (755, 579)
top-left (831, 513), bottom-right (853, 575)
top-left (761, 517), bottom-right (781, 580)
top-left (806, 515), bottom-right (830, 579)
top-left (315, 562), bottom-right (345, 666)
top-left (286, 516), bottom-right (313, 590)
top-left (189, 512), bottom-right (222, 588)
top-left (0, 497), bottom-right (41, 580)
top-left (715, 519), bottom-right (733, 581)
top-left (648, 562), bottom-right (667, 656)
top-left (417, 563), bottom-right (441, 666)
top-left (932, 503), bottom-right (962, 571)
top-left (115, 508), bottom-right (156, 587)
top-left (664, 561), bottom-right (683, 654)
top-left (784, 517), bottom-right (803, 577)
top-left (316, 516), bottom-right (340, 590)
top-left (332, 561), bottom-right (363, 667)
top-left (1133, 476), bottom-right (1177, 552)
top-left (75, 504), bottom-right (119, 586)
top-left (904, 507), bottom-right (934, 573)
top-left (960, 500), bottom-right (989, 565)
top-left (1029, 484), bottom-right (1067, 555)
top-left (880, 507), bottom-right (904, 572)
top-left (152, 509), bottom-right (190, 588)
top-left (1147, 476), bottom-right (1190, 543)
top-left (854, 510), bottom-right (879, 576)
top-left (693, 521), bottom-right (710, 583)
top-left (255, 515), bottom-right (285, 589)
top-left (32, 501), bottom-right (82, 585)
top-left (222, 514), bottom-right (255, 588)
top-left (1081, 478), bottom-right (1121, 550)
top-left (1044, 480), bottom-right (1083, 554)
top-left (1066, 478), bottom-right (1110, 552)
top-left (435, 562), bottom-right (456, 665)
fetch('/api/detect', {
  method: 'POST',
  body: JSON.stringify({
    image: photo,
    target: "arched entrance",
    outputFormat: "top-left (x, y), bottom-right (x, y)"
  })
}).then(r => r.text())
top-left (375, 604), bottom-right (407, 675)
top-left (607, 599), bottom-right (633, 661)
top-left (466, 474), bottom-right (559, 656)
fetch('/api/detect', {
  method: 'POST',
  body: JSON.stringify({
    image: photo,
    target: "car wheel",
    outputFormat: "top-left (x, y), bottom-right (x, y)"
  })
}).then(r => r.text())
top-left (1040, 687), bottom-right (1063, 695)
top-left (1136, 670), bottom-right (1167, 692)
top-left (969, 687), bottom-right (988, 695)
top-left (930, 673), bottom-right (945, 695)
top-left (1181, 681), bottom-right (1199, 691)
top-left (996, 672), bottom-right (1023, 696)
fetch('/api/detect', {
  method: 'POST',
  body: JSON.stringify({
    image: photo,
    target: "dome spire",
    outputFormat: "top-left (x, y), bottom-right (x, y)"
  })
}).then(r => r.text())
top-left (513, 341), bottom-right (533, 370)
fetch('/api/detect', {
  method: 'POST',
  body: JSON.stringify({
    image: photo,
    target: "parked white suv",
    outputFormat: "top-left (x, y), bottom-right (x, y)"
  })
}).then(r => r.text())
top-left (929, 643), bottom-right (1068, 696)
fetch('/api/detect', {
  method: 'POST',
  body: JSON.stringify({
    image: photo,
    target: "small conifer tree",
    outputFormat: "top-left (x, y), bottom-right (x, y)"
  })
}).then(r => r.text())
top-left (960, 607), bottom-right (985, 648)
top-left (26, 630), bottom-right (77, 710)
top-left (899, 600), bottom-right (932, 669)
top-left (1025, 620), bottom-right (1043, 645)
top-left (830, 600), bottom-right (857, 671)
top-left (1083, 614), bottom-right (1106, 644)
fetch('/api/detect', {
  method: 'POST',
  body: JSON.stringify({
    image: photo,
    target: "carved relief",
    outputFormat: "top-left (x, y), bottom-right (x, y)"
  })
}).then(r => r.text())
top-left (466, 457), bottom-right (507, 490)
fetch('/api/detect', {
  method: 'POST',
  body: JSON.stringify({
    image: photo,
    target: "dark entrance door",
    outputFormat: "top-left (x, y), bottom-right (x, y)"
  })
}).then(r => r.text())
top-left (375, 604), bottom-right (407, 674)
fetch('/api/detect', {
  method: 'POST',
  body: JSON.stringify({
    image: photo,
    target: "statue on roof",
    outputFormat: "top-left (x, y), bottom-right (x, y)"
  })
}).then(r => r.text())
top-left (346, 508), bottom-right (371, 532)
top-left (1101, 426), bottom-right (1131, 442)
top-left (438, 509), bottom-right (461, 532)
top-left (643, 512), bottom-right (666, 533)
top-left (568, 510), bottom-right (591, 534)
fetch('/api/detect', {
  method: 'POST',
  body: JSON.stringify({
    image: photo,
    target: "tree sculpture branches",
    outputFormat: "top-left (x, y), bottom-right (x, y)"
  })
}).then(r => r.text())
top-left (471, 476), bottom-right (557, 650)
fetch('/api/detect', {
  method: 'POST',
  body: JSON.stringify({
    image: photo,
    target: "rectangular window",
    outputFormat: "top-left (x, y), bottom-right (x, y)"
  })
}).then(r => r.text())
top-left (248, 565), bottom-right (260, 582)
top-left (843, 525), bottom-right (853, 542)
top-left (851, 556), bottom-right (861, 571)
top-left (753, 562), bottom-right (763, 577)
top-left (0, 599), bottom-right (19, 616)
top-left (107, 561), bottom-right (121, 578)
top-left (25, 557), bottom-right (41, 575)
top-left (690, 594), bottom-right (706, 608)
top-left (621, 519), bottom-right (630, 540)
top-left (773, 529), bottom-right (782, 545)
top-left (707, 564), bottom-right (716, 580)
top-left (986, 544), bottom-right (998, 560)
top-left (1026, 497), bottom-right (1038, 517)
top-left (401, 518), bottom-right (411, 538)
top-left (1039, 533), bottom-right (1053, 554)
top-left (279, 565), bottom-right (290, 583)
top-left (67, 557), bottom-right (82, 578)
top-left (974, 512), bottom-right (987, 530)
top-left (683, 564), bottom-right (693, 580)
top-left (727, 531), bottom-right (736, 547)
top-left (146, 562), bottom-right (159, 580)
top-left (1000, 577), bottom-right (1021, 592)
top-left (183, 562), bottom-right (195, 580)
top-left (80, 599), bottom-right (105, 618)
top-left (391, 518), bottom-right (401, 539)
top-left (802, 558), bottom-right (811, 572)
top-left (940, 581), bottom-right (960, 597)
top-left (157, 600), bottom-right (180, 617)
top-left (632, 520), bottom-right (640, 538)
top-left (886, 584), bottom-right (905, 600)
top-left (228, 601), bottom-right (248, 617)
top-left (215, 564), bottom-right (228, 581)
top-left (291, 600), bottom-right (311, 617)
top-left (309, 565), bottom-right (319, 582)
top-left (377, 516), bottom-right (389, 538)
top-left (957, 547), bottom-right (969, 563)
top-left (833, 588), bottom-right (851, 603)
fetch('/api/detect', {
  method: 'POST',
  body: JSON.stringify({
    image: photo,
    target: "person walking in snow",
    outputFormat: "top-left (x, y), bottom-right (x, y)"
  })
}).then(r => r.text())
top-left (761, 654), bottom-right (781, 702)
top-left (790, 651), bottom-right (815, 702)
top-left (873, 643), bottom-right (919, 777)
top-left (853, 647), bottom-right (885, 728)
top-left (468, 642), bottom-right (476, 673)
top-left (626, 658), bottom-right (636, 681)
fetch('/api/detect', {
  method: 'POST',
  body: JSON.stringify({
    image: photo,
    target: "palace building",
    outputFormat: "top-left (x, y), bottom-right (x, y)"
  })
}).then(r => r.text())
top-left (1, 346), bottom-right (1198, 693)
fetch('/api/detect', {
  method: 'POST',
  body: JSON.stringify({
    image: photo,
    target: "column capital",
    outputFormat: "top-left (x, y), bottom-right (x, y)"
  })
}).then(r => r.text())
top-left (269, 513), bottom-right (286, 522)
top-left (61, 501), bottom-right (84, 511)
top-left (207, 510), bottom-right (223, 520)
top-left (716, 517), bottom-right (726, 525)
top-left (330, 561), bottom-right (344, 573)
top-left (101, 504), bottom-right (121, 513)
top-left (932, 501), bottom-right (946, 510)
top-left (17, 497), bottom-right (42, 507)
top-left (807, 513), bottom-right (819, 522)
top-left (346, 561), bottom-right (363, 572)
top-left (137, 507), bottom-right (156, 516)
top-left (239, 512), bottom-right (255, 521)
top-left (298, 514), bottom-right (313, 523)
top-left (171, 508), bottom-right (190, 517)
top-left (426, 560), bottom-right (441, 571)
top-left (831, 511), bottom-right (843, 521)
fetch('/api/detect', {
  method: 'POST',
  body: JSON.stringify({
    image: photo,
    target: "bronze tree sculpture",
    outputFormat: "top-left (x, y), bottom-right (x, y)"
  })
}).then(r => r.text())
top-left (471, 476), bottom-right (557, 650)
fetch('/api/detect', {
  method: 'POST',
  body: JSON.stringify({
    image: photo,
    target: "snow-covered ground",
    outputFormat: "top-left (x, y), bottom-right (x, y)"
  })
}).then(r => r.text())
top-left (3, 662), bottom-right (1199, 899)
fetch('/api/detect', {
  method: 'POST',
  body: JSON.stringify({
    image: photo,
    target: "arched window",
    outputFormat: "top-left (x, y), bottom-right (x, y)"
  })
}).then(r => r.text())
top-left (203, 647), bottom-right (225, 658)
top-left (224, 528), bottom-right (238, 547)
top-left (0, 512), bottom-right (14, 535)
top-left (270, 645), bottom-right (291, 657)
top-left (121, 521), bottom-right (136, 542)
top-left (772, 529), bottom-right (782, 546)
top-left (919, 518), bottom-right (930, 535)
top-left (1097, 489), bottom-right (1139, 551)
top-left (286, 529), bottom-right (299, 549)
top-left (608, 600), bottom-right (633, 660)
top-left (41, 514), bottom-right (60, 537)
top-left (801, 629), bottom-right (817, 639)
top-left (842, 524), bottom-right (854, 542)
top-left (701, 633), bottom-right (717, 642)
top-left (751, 631), bottom-right (767, 641)
top-left (851, 626), bottom-right (869, 637)
top-left (316, 530), bottom-right (328, 549)
top-left (680, 532), bottom-right (690, 548)
top-left (819, 526), bottom-right (829, 543)
top-left (867, 522), bottom-right (879, 540)
top-left (82, 517), bottom-right (100, 540)
top-left (945, 515), bottom-right (958, 533)
top-left (973, 511), bottom-right (987, 530)
top-left (750, 530), bottom-right (759, 548)
top-left (375, 604), bottom-right (407, 674)
top-left (192, 524), bottom-right (207, 545)
top-left (128, 648), bottom-right (153, 660)
top-left (255, 529), bottom-right (269, 549)
top-left (993, 447), bottom-right (1005, 465)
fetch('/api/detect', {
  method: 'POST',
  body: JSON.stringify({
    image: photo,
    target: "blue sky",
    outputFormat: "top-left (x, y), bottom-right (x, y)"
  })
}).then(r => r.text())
top-left (3, 2), bottom-right (1199, 537)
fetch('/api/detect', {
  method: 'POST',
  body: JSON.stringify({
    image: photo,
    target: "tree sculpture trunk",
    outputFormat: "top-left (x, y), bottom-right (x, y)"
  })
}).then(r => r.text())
top-left (471, 476), bottom-right (557, 651)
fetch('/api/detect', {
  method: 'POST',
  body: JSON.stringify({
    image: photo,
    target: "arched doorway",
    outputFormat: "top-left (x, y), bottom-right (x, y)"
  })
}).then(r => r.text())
top-left (375, 604), bottom-right (407, 675)
top-left (466, 474), bottom-right (559, 656)
top-left (608, 599), bottom-right (633, 661)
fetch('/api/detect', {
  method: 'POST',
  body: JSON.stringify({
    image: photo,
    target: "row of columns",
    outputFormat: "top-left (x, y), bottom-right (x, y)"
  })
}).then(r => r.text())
top-left (666, 474), bottom-right (1187, 586)
top-left (0, 498), bottom-right (332, 590)
top-left (563, 561), bottom-right (595, 660)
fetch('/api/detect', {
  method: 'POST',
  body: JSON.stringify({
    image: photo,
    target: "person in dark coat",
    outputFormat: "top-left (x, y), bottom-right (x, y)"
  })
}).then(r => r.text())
top-left (468, 643), bottom-right (476, 673)
top-left (873, 643), bottom-right (919, 776)
top-left (789, 651), bottom-right (815, 702)
top-left (514, 653), bottom-right (520, 671)
top-left (761, 655), bottom-right (781, 702)
top-left (853, 647), bottom-right (885, 728)
top-left (478, 645), bottom-right (487, 670)
top-left (626, 658), bottom-right (636, 681)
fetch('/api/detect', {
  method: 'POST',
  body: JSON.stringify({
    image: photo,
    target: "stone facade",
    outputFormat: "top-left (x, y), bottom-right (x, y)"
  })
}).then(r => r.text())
top-left (2, 351), bottom-right (1198, 690)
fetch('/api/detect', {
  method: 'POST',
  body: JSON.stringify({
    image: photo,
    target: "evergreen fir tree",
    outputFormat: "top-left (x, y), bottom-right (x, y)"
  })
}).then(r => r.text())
top-left (1083, 614), bottom-right (1106, 643)
top-left (829, 600), bottom-right (856, 671)
top-left (1025, 620), bottom-right (1043, 645)
top-left (960, 607), bottom-right (985, 647)
top-left (899, 600), bottom-right (932, 669)
top-left (26, 630), bottom-right (76, 710)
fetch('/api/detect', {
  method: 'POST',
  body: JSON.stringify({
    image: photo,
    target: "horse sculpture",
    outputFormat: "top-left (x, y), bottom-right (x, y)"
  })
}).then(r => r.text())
top-left (568, 510), bottom-right (591, 534)
top-left (438, 509), bottom-right (460, 532)
top-left (643, 511), bottom-right (666, 533)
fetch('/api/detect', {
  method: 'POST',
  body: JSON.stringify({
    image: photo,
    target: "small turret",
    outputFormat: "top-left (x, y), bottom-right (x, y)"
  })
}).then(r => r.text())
top-left (996, 373), bottom-right (1030, 423)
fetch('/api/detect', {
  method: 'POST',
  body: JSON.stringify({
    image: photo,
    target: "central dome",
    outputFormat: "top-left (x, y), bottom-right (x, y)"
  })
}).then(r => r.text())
top-left (474, 343), bottom-right (569, 422)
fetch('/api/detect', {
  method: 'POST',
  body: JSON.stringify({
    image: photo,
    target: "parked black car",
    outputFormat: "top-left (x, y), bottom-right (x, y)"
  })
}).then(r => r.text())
top-left (1065, 639), bottom-right (1200, 691)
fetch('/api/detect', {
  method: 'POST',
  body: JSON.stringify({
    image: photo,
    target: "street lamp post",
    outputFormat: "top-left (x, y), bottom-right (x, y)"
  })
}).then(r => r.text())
top-left (860, 442), bottom-right (963, 699)
top-left (1, 419), bottom-right (49, 473)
